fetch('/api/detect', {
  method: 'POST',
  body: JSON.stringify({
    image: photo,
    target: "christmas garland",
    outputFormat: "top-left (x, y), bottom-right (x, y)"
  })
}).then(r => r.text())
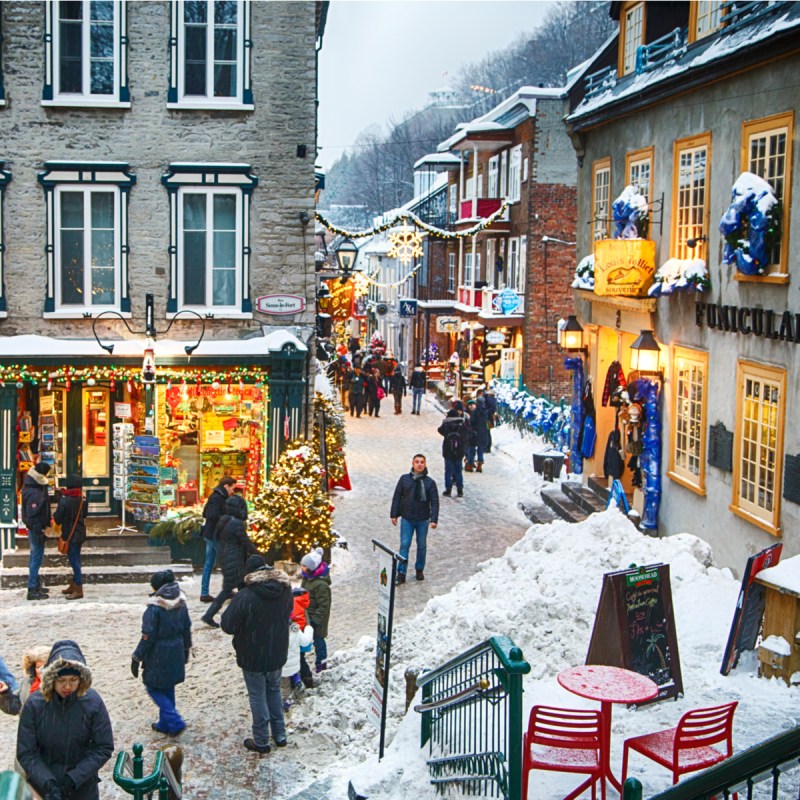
top-left (316, 202), bottom-right (509, 241)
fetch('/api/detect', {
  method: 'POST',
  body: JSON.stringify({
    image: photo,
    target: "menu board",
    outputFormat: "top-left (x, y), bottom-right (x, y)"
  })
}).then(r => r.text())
top-left (586, 563), bottom-right (683, 703)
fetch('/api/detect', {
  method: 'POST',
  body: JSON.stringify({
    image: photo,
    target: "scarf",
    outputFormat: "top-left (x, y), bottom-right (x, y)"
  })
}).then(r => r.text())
top-left (410, 468), bottom-right (428, 502)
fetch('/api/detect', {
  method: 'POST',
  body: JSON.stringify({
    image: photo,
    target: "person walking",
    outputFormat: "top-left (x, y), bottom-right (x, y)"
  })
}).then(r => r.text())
top-left (364, 368), bottom-right (380, 418)
top-left (199, 476), bottom-right (236, 603)
top-left (389, 366), bottom-right (406, 414)
top-left (221, 554), bottom-right (293, 754)
top-left (21, 462), bottom-right (52, 601)
top-left (348, 367), bottom-right (365, 418)
top-left (409, 364), bottom-right (426, 415)
top-left (300, 548), bottom-right (332, 673)
top-left (339, 361), bottom-right (353, 411)
top-left (437, 401), bottom-right (470, 498)
top-left (16, 639), bottom-right (114, 800)
top-left (52, 474), bottom-right (88, 600)
top-left (202, 494), bottom-right (257, 628)
top-left (390, 454), bottom-right (439, 584)
top-left (483, 386), bottom-right (498, 452)
top-left (131, 570), bottom-right (192, 736)
top-left (465, 397), bottom-right (489, 472)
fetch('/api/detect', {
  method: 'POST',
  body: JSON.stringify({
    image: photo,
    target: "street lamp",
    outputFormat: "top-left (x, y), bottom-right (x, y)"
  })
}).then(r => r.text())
top-left (336, 237), bottom-right (359, 279)
top-left (630, 329), bottom-right (662, 377)
top-left (559, 315), bottom-right (587, 353)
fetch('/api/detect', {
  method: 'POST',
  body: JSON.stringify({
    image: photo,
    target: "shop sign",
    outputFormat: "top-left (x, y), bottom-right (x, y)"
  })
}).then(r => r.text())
top-left (115, 402), bottom-right (132, 418)
top-left (594, 239), bottom-right (656, 297)
top-left (436, 316), bottom-right (461, 333)
top-left (398, 299), bottom-right (417, 317)
top-left (255, 294), bottom-right (306, 315)
top-left (493, 288), bottom-right (521, 315)
top-left (695, 301), bottom-right (800, 344)
top-left (485, 330), bottom-right (506, 345)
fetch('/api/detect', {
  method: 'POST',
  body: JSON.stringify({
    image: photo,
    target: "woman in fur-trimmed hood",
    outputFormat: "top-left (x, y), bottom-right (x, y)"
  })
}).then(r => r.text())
top-left (17, 639), bottom-right (114, 800)
top-left (132, 570), bottom-right (192, 736)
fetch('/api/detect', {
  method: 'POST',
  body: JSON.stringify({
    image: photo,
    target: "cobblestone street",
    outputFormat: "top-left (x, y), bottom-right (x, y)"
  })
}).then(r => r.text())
top-left (328, 391), bottom-right (531, 650)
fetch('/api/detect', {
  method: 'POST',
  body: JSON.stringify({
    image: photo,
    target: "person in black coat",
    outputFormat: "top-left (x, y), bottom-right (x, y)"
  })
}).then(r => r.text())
top-left (21, 462), bottom-right (52, 601)
top-left (52, 474), bottom-right (88, 600)
top-left (465, 397), bottom-right (489, 472)
top-left (390, 454), bottom-right (439, 584)
top-left (199, 476), bottom-right (236, 602)
top-left (437, 402), bottom-right (470, 498)
top-left (201, 494), bottom-right (257, 628)
top-left (363, 369), bottom-right (380, 417)
top-left (390, 368), bottom-right (407, 415)
top-left (221, 554), bottom-right (293, 753)
top-left (16, 639), bottom-right (114, 800)
top-left (131, 570), bottom-right (192, 736)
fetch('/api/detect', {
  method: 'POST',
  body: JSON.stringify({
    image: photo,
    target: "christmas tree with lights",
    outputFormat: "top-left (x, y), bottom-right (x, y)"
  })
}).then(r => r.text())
top-left (313, 391), bottom-right (347, 485)
top-left (250, 439), bottom-right (336, 562)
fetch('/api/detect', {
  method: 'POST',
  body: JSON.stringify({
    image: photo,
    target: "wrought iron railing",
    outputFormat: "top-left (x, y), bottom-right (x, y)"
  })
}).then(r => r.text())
top-left (113, 743), bottom-right (182, 800)
top-left (622, 725), bottom-right (800, 800)
top-left (415, 636), bottom-right (530, 799)
top-left (0, 773), bottom-right (31, 800)
top-left (635, 27), bottom-right (686, 73)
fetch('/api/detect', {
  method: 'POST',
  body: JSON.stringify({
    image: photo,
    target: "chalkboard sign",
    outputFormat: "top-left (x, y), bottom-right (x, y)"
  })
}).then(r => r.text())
top-left (586, 563), bottom-right (683, 703)
top-left (720, 543), bottom-right (783, 676)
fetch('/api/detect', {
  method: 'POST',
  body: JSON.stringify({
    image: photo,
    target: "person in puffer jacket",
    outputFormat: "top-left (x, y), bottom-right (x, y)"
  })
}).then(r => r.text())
top-left (21, 462), bottom-right (53, 601)
top-left (281, 587), bottom-right (315, 690)
top-left (202, 494), bottom-right (257, 628)
top-left (300, 548), bottom-right (332, 674)
top-left (132, 570), bottom-right (192, 736)
top-left (52, 474), bottom-right (88, 600)
top-left (16, 639), bottom-right (113, 800)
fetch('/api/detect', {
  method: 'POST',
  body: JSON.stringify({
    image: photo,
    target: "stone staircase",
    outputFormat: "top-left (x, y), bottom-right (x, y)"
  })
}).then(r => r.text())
top-left (1, 531), bottom-right (193, 589)
top-left (520, 476), bottom-right (611, 525)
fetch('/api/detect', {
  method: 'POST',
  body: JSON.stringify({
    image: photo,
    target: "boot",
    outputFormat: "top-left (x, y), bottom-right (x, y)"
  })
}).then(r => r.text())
top-left (457, 489), bottom-right (464, 497)
top-left (395, 572), bottom-right (406, 586)
top-left (476, 462), bottom-right (483, 473)
top-left (301, 675), bottom-right (318, 689)
top-left (464, 463), bottom-right (474, 472)
top-left (442, 488), bottom-right (452, 497)
top-left (26, 588), bottom-right (48, 601)
top-left (65, 585), bottom-right (84, 600)
top-left (62, 581), bottom-right (77, 595)
top-left (415, 570), bottom-right (425, 581)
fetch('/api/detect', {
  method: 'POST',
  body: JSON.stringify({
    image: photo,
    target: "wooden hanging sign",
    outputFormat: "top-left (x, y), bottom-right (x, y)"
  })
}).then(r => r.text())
top-left (586, 562), bottom-right (683, 703)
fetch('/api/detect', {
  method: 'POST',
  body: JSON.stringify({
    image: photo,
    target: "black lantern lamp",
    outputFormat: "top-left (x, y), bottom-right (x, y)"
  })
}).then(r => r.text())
top-left (336, 237), bottom-right (359, 276)
top-left (630, 329), bottom-right (662, 377)
top-left (559, 315), bottom-right (587, 354)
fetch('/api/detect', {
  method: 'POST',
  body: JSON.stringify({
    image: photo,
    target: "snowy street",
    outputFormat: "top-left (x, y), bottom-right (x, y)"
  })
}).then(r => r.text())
top-left (1, 391), bottom-right (799, 799)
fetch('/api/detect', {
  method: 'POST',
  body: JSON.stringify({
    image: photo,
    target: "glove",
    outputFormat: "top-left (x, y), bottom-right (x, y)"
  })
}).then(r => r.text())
top-left (130, 658), bottom-right (140, 679)
top-left (184, 649), bottom-right (191, 665)
top-left (44, 781), bottom-right (64, 800)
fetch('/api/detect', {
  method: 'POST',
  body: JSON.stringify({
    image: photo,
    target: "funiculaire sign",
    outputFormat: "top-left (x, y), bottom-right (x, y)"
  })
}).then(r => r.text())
top-left (695, 301), bottom-right (800, 344)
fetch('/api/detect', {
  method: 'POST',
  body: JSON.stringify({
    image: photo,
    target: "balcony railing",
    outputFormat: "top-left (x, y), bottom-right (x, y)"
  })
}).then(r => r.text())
top-left (721, 1), bottom-right (778, 33)
top-left (635, 27), bottom-right (686, 73)
top-left (457, 286), bottom-right (524, 315)
top-left (584, 65), bottom-right (617, 99)
top-left (459, 197), bottom-right (504, 221)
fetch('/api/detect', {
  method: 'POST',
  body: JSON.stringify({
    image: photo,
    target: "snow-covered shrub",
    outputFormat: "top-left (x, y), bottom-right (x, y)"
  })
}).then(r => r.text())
top-left (648, 258), bottom-right (710, 297)
top-left (572, 253), bottom-right (595, 291)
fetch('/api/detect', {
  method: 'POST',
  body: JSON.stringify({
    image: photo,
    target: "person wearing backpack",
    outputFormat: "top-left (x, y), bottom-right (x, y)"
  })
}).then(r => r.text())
top-left (437, 401), bottom-right (470, 498)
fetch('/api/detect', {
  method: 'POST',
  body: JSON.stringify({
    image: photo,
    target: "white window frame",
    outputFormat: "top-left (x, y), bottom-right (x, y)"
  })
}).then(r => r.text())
top-left (161, 163), bottom-right (257, 318)
top-left (620, 2), bottom-right (645, 76)
top-left (464, 252), bottom-right (474, 286)
top-left (506, 238), bottom-right (519, 291)
top-left (500, 150), bottom-right (508, 198)
top-left (43, 0), bottom-right (130, 108)
top-left (517, 235), bottom-right (527, 293)
top-left (522, 157), bottom-right (529, 182)
top-left (447, 252), bottom-right (455, 293)
top-left (488, 156), bottom-right (499, 197)
top-left (169, 0), bottom-right (253, 111)
top-left (486, 239), bottom-right (496, 287)
top-left (508, 145), bottom-right (522, 203)
top-left (465, 175), bottom-right (475, 201)
top-left (592, 158), bottom-right (611, 244)
top-left (38, 161), bottom-right (135, 318)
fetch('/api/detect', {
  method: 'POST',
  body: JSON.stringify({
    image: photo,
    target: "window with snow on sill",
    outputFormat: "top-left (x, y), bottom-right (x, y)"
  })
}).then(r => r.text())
top-left (648, 257), bottom-right (709, 297)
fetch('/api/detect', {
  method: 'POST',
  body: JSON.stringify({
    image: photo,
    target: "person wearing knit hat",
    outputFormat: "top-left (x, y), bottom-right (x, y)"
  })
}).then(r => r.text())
top-left (17, 639), bottom-right (114, 799)
top-left (52, 474), bottom-right (88, 601)
top-left (300, 548), bottom-right (332, 674)
top-left (21, 462), bottom-right (53, 601)
top-left (221, 549), bottom-right (293, 753)
top-left (132, 571), bottom-right (192, 736)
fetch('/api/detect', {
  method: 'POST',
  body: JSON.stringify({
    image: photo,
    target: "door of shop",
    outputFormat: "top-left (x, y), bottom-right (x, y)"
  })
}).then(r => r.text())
top-left (66, 387), bottom-right (112, 514)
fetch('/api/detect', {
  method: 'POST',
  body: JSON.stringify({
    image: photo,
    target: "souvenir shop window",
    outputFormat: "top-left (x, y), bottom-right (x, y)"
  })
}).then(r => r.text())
top-left (32, 389), bottom-right (67, 485)
top-left (668, 347), bottom-right (708, 495)
top-left (159, 381), bottom-right (266, 507)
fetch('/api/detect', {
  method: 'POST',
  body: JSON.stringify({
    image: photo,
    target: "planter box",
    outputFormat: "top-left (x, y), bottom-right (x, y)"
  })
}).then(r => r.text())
top-left (149, 535), bottom-right (206, 566)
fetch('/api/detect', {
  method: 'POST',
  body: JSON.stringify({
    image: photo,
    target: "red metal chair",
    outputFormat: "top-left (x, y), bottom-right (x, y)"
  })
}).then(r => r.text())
top-left (621, 701), bottom-right (738, 785)
top-left (523, 705), bottom-right (605, 800)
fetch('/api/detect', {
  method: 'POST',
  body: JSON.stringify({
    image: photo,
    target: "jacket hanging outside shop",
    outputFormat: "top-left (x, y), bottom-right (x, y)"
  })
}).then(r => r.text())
top-left (602, 361), bottom-right (628, 406)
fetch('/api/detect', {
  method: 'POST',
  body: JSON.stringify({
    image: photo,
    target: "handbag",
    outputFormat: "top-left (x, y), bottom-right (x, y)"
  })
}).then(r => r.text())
top-left (57, 497), bottom-right (84, 555)
top-left (377, 387), bottom-right (385, 400)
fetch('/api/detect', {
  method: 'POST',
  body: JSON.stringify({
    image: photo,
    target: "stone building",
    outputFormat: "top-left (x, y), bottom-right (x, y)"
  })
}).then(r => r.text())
top-left (0, 1), bottom-right (326, 528)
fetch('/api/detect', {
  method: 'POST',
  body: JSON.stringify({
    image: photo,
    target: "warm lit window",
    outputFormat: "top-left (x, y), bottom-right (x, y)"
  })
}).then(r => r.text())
top-left (592, 158), bottom-right (611, 244)
top-left (619, 2), bottom-right (645, 76)
top-left (689, 1), bottom-right (724, 42)
top-left (43, 0), bottom-right (130, 107)
top-left (447, 252), bottom-right (455, 293)
top-left (741, 112), bottom-right (794, 278)
top-left (731, 361), bottom-right (785, 535)
top-left (38, 162), bottom-right (135, 316)
top-left (669, 347), bottom-right (708, 494)
top-left (672, 132), bottom-right (711, 261)
top-left (169, 0), bottom-right (253, 110)
top-left (626, 146), bottom-right (654, 206)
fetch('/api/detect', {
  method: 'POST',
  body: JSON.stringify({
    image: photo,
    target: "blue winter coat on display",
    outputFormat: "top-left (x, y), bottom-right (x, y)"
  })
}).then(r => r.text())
top-left (133, 581), bottom-right (192, 689)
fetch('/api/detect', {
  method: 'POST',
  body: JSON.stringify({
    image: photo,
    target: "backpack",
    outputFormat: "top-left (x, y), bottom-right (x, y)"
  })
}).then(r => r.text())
top-left (443, 427), bottom-right (464, 459)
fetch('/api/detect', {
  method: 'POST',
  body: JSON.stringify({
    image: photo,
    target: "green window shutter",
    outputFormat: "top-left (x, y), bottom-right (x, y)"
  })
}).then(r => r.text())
top-left (0, 387), bottom-right (18, 525)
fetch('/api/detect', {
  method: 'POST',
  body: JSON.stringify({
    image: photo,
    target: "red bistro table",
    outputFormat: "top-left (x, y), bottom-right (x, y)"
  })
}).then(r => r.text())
top-left (558, 665), bottom-right (658, 794)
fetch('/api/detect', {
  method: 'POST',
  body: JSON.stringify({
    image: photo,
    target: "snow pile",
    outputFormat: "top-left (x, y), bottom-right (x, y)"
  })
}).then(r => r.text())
top-left (648, 257), bottom-right (710, 297)
top-left (572, 253), bottom-right (595, 290)
top-left (757, 553), bottom-right (800, 593)
top-left (294, 511), bottom-right (800, 798)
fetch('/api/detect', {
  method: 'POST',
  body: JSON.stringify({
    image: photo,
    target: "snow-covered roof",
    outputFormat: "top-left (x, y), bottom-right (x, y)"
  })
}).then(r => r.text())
top-left (0, 330), bottom-right (307, 359)
top-left (414, 152), bottom-right (461, 170)
top-left (757, 554), bottom-right (800, 595)
top-left (569, 4), bottom-right (800, 125)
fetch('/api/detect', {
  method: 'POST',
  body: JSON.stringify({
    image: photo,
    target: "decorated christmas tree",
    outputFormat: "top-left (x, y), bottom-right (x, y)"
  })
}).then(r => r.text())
top-left (313, 392), bottom-right (347, 484)
top-left (369, 330), bottom-right (386, 357)
top-left (250, 438), bottom-right (336, 561)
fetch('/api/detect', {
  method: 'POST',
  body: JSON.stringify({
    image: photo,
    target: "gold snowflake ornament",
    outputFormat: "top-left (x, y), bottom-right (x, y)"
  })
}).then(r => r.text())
top-left (387, 225), bottom-right (423, 265)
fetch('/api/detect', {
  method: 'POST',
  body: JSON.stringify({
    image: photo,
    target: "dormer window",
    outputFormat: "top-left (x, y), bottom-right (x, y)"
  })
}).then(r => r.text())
top-left (689, 1), bottom-right (725, 43)
top-left (619, 1), bottom-right (645, 77)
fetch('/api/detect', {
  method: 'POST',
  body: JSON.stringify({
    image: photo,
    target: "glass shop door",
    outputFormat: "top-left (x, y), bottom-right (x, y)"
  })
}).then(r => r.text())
top-left (77, 387), bottom-right (112, 513)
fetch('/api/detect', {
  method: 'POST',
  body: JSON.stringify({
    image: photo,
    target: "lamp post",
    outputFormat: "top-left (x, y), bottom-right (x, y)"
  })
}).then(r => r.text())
top-left (336, 237), bottom-right (359, 282)
top-left (629, 329), bottom-right (662, 378)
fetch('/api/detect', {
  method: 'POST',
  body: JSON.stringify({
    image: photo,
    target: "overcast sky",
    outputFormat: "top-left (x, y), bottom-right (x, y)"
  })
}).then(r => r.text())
top-left (317, 0), bottom-right (557, 171)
